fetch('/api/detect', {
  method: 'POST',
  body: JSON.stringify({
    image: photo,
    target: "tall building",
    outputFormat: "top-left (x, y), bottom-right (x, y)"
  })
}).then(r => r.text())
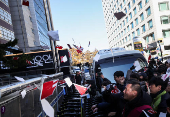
top-left (0, 0), bottom-right (15, 44)
top-left (8, 0), bottom-right (54, 53)
top-left (102, 0), bottom-right (170, 57)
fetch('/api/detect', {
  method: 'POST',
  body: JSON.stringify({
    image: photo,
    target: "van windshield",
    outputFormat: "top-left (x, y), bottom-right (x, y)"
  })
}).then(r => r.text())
top-left (98, 57), bottom-right (142, 83)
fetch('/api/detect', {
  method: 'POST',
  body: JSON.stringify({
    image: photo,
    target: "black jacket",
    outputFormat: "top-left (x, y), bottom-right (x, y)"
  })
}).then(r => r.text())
top-left (151, 90), bottom-right (170, 117)
top-left (75, 75), bottom-right (81, 85)
top-left (123, 90), bottom-right (154, 117)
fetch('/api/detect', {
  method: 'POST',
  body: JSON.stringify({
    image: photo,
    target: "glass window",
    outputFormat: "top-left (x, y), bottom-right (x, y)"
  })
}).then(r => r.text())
top-left (124, 28), bottom-right (127, 34)
top-left (146, 0), bottom-right (149, 4)
top-left (146, 7), bottom-right (151, 16)
top-left (129, 12), bottom-right (132, 19)
top-left (131, 22), bottom-right (134, 29)
top-left (123, 39), bottom-right (125, 43)
top-left (125, 37), bottom-right (127, 42)
top-left (123, 20), bottom-right (125, 26)
top-left (127, 25), bottom-right (130, 31)
top-left (126, 17), bottom-right (128, 23)
top-left (162, 30), bottom-right (170, 38)
top-left (148, 20), bottom-right (153, 28)
top-left (140, 13), bottom-right (144, 21)
top-left (135, 18), bottom-right (138, 25)
top-left (142, 24), bottom-right (146, 33)
top-left (121, 23), bottom-right (122, 28)
top-left (159, 3), bottom-right (169, 11)
top-left (129, 34), bottom-right (131, 40)
top-left (134, 7), bottom-right (137, 15)
top-left (120, 4), bottom-right (122, 9)
top-left (138, 1), bottom-right (142, 10)
top-left (133, 0), bottom-right (135, 4)
top-left (161, 16), bottom-right (169, 24)
top-left (132, 31), bottom-right (135, 37)
top-left (137, 28), bottom-right (140, 36)
top-left (121, 31), bottom-right (123, 36)
top-left (125, 8), bottom-right (127, 13)
top-left (146, 36), bottom-right (149, 43)
top-left (151, 33), bottom-right (155, 40)
top-left (128, 2), bottom-right (131, 9)
top-left (124, 0), bottom-right (126, 5)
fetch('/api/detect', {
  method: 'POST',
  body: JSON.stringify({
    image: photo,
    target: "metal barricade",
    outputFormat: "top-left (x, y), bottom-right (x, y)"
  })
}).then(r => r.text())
top-left (0, 72), bottom-right (64, 117)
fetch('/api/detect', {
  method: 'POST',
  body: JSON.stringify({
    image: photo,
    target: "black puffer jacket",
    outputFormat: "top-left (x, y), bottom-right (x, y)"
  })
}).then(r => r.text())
top-left (123, 90), bottom-right (153, 117)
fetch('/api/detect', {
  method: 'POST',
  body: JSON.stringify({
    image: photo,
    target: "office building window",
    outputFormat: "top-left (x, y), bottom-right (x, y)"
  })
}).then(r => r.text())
top-left (125, 8), bottom-right (127, 13)
top-left (163, 30), bottom-right (170, 38)
top-left (121, 31), bottom-right (123, 36)
top-left (135, 18), bottom-right (138, 25)
top-left (120, 4), bottom-right (122, 9)
top-left (146, 7), bottom-right (151, 16)
top-left (127, 25), bottom-right (130, 31)
top-left (146, 0), bottom-right (149, 4)
top-left (125, 37), bottom-right (127, 42)
top-left (117, 0), bottom-right (119, 5)
top-left (124, 28), bottom-right (127, 34)
top-left (123, 20), bottom-right (125, 26)
top-left (138, 1), bottom-right (142, 10)
top-left (148, 20), bottom-right (153, 29)
top-left (126, 17), bottom-right (128, 23)
top-left (133, 0), bottom-right (135, 4)
top-left (129, 12), bottom-right (132, 19)
top-left (132, 31), bottom-right (135, 37)
top-left (159, 3), bottom-right (169, 11)
top-left (121, 23), bottom-right (122, 28)
top-left (137, 28), bottom-right (140, 36)
top-left (151, 33), bottom-right (155, 40)
top-left (161, 16), bottom-right (169, 24)
top-left (140, 13), bottom-right (144, 21)
top-left (131, 22), bottom-right (134, 29)
top-left (134, 7), bottom-right (137, 15)
top-left (142, 24), bottom-right (146, 33)
top-left (146, 36), bottom-right (149, 43)
top-left (124, 0), bottom-right (126, 5)
top-left (129, 34), bottom-right (131, 40)
top-left (128, 2), bottom-right (131, 9)
top-left (123, 39), bottom-right (125, 43)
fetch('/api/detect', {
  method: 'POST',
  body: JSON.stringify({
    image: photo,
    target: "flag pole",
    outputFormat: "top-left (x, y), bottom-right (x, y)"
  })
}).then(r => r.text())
top-left (54, 41), bottom-right (60, 72)
top-left (49, 37), bottom-right (57, 73)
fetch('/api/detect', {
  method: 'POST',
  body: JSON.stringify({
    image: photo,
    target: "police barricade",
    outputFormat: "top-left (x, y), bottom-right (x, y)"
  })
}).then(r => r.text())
top-left (0, 72), bottom-right (64, 117)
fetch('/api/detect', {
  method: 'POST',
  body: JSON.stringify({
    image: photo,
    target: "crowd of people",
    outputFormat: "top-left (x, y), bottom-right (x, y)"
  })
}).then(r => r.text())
top-left (92, 58), bottom-right (170, 117)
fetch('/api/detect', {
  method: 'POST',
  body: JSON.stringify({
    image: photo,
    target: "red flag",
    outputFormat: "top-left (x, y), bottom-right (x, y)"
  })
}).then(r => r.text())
top-left (56, 45), bottom-right (63, 49)
top-left (22, 0), bottom-right (29, 6)
top-left (74, 84), bottom-right (87, 95)
top-left (41, 80), bottom-right (58, 100)
top-left (58, 80), bottom-right (66, 85)
top-left (67, 44), bottom-right (72, 49)
top-left (76, 46), bottom-right (83, 53)
top-left (148, 54), bottom-right (151, 63)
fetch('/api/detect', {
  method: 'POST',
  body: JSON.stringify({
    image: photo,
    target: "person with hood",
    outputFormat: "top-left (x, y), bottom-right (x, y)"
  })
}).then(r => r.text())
top-left (149, 77), bottom-right (170, 117)
top-left (122, 80), bottom-right (155, 117)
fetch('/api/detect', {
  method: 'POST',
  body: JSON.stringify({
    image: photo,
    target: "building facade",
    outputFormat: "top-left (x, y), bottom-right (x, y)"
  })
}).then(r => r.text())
top-left (102, 0), bottom-right (170, 57)
top-left (0, 0), bottom-right (15, 44)
top-left (8, 0), bottom-right (54, 53)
